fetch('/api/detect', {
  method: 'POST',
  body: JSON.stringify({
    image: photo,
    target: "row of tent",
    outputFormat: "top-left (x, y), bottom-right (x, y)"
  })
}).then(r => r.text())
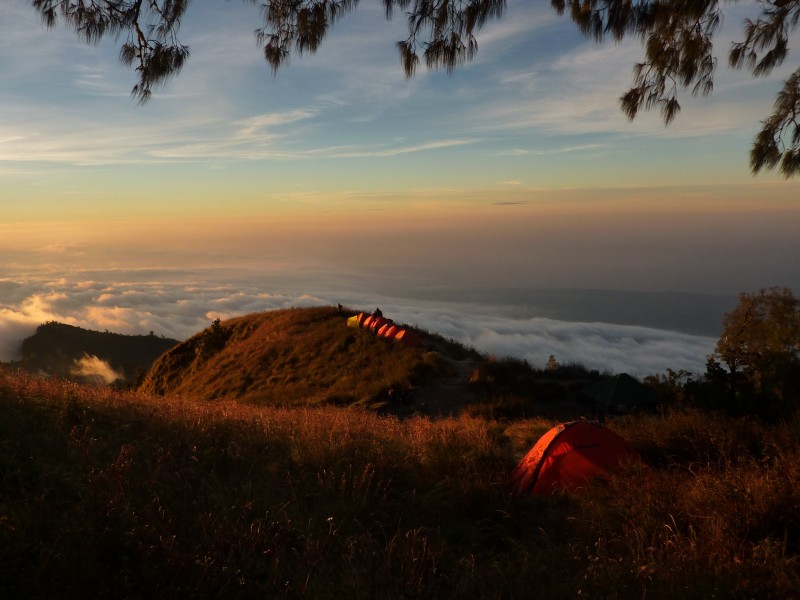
top-left (347, 312), bottom-right (423, 346)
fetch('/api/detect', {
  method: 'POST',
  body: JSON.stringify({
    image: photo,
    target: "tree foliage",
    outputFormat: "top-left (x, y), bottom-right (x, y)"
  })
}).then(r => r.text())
top-left (708, 287), bottom-right (800, 416)
top-left (29, 1), bottom-right (800, 176)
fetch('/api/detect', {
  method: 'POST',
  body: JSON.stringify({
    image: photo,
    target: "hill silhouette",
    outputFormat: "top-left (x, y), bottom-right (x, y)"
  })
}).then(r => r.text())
top-left (14, 322), bottom-right (178, 385)
top-left (139, 306), bottom-right (598, 418)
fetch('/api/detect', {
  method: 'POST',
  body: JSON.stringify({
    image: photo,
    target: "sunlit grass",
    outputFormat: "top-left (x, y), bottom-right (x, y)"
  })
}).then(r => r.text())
top-left (138, 306), bottom-right (445, 410)
top-left (1, 369), bottom-right (798, 598)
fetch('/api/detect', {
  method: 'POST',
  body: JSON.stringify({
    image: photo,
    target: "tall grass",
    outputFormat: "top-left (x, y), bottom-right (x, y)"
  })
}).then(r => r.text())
top-left (1, 369), bottom-right (799, 598)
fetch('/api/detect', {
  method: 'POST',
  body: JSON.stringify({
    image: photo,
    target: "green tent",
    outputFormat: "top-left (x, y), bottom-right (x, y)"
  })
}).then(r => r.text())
top-left (581, 373), bottom-right (659, 415)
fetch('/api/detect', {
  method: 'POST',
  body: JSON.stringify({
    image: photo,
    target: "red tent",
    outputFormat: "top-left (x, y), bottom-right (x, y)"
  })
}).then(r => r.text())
top-left (382, 325), bottom-right (400, 339)
top-left (349, 312), bottom-right (422, 346)
top-left (510, 421), bottom-right (638, 495)
top-left (370, 317), bottom-right (387, 331)
top-left (393, 328), bottom-right (422, 347)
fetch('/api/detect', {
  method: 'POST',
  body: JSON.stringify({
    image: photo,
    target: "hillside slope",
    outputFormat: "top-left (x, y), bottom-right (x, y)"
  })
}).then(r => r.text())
top-left (139, 306), bottom-right (600, 417)
top-left (139, 306), bottom-right (481, 413)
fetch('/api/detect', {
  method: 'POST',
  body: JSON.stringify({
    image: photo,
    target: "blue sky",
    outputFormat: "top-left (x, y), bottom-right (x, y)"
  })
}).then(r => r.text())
top-left (1, 1), bottom-right (799, 376)
top-left (4, 0), bottom-right (800, 208)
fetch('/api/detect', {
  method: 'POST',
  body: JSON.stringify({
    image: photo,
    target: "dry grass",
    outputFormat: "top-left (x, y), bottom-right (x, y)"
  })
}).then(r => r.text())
top-left (137, 306), bottom-right (594, 419)
top-left (2, 370), bottom-right (799, 598)
top-left (138, 307), bottom-right (444, 410)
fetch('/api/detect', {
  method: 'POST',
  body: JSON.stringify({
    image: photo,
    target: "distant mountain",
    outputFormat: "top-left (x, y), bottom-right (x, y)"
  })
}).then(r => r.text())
top-left (13, 322), bottom-right (179, 385)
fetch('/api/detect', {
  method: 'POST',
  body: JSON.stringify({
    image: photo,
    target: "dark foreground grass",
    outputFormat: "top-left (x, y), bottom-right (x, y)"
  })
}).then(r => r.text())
top-left (1, 368), bottom-right (799, 599)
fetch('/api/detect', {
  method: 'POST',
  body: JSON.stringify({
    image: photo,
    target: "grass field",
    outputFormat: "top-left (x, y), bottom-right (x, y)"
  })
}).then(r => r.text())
top-left (2, 367), bottom-right (799, 599)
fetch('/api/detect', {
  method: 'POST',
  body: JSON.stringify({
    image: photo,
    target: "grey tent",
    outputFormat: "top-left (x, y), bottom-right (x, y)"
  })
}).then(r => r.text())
top-left (581, 373), bottom-right (659, 415)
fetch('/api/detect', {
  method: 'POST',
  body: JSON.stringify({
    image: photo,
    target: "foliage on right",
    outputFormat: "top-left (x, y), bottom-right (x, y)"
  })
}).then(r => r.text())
top-left (706, 287), bottom-right (800, 418)
top-left (553, 0), bottom-right (800, 177)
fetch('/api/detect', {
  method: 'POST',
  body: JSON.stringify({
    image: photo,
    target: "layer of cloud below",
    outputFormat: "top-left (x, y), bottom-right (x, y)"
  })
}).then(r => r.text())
top-left (0, 274), bottom-right (716, 379)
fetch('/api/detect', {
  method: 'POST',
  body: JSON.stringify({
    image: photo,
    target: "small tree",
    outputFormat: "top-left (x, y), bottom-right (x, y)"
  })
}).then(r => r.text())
top-left (643, 368), bottom-right (694, 407)
top-left (197, 318), bottom-right (228, 359)
top-left (708, 287), bottom-right (800, 416)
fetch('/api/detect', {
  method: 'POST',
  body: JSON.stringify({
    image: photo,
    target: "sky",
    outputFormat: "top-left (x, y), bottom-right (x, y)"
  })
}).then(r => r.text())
top-left (1, 0), bottom-right (799, 377)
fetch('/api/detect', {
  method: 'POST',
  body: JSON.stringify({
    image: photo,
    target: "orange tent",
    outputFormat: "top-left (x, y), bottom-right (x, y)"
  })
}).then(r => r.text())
top-left (349, 312), bottom-right (422, 346)
top-left (382, 325), bottom-right (400, 339)
top-left (393, 328), bottom-right (422, 347)
top-left (510, 421), bottom-right (638, 495)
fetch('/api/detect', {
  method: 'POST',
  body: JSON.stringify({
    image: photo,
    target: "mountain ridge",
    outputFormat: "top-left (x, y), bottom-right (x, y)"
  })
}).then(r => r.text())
top-left (138, 306), bottom-right (600, 418)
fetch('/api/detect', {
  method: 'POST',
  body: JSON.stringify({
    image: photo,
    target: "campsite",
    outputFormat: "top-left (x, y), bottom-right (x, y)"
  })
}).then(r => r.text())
top-left (1, 305), bottom-right (799, 599)
top-left (7, 0), bottom-right (800, 597)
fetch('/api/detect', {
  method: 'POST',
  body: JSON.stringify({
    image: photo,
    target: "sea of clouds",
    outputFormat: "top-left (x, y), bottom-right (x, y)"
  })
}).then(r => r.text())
top-left (0, 272), bottom-right (717, 379)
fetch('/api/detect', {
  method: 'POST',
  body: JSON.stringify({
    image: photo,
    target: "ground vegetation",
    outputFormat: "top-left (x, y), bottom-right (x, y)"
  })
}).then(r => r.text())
top-left (1, 367), bottom-right (798, 598)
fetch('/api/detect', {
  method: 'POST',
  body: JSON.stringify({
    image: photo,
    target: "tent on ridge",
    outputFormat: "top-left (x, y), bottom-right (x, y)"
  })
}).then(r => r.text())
top-left (393, 328), bottom-right (422, 347)
top-left (349, 310), bottom-right (423, 346)
top-left (370, 317), bottom-right (388, 331)
top-left (382, 325), bottom-right (401, 339)
top-left (510, 421), bottom-right (639, 496)
top-left (347, 315), bottom-right (360, 328)
top-left (581, 373), bottom-right (659, 416)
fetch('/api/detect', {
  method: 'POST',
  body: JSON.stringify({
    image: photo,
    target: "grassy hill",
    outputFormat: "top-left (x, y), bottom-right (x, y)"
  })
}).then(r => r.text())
top-left (13, 322), bottom-right (178, 385)
top-left (138, 306), bottom-right (599, 418)
top-left (1, 367), bottom-right (798, 598)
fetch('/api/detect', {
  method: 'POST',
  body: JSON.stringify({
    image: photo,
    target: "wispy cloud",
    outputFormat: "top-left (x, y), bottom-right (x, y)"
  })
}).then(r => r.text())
top-left (2, 0), bottom-right (797, 204)
top-left (326, 139), bottom-right (478, 158)
top-left (464, 16), bottom-right (794, 140)
top-left (234, 110), bottom-right (318, 139)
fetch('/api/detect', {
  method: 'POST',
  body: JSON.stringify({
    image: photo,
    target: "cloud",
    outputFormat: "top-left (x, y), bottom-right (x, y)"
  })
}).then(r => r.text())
top-left (479, 2), bottom-right (558, 43)
top-left (235, 110), bottom-right (317, 139)
top-left (0, 312), bottom-right (39, 362)
top-left (465, 11), bottom-right (797, 140)
top-left (496, 149), bottom-right (531, 156)
top-left (0, 271), bottom-right (717, 378)
top-left (4, 0), bottom-right (786, 181)
top-left (378, 301), bottom-right (716, 378)
top-left (327, 139), bottom-right (478, 158)
top-left (71, 354), bottom-right (124, 385)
